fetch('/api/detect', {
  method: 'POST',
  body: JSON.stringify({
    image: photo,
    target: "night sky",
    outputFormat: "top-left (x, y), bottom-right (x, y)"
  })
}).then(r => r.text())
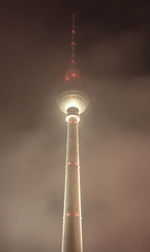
top-left (1, 0), bottom-right (150, 251)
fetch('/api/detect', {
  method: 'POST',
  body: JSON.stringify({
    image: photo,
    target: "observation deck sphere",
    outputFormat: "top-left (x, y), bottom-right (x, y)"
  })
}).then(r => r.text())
top-left (57, 90), bottom-right (89, 114)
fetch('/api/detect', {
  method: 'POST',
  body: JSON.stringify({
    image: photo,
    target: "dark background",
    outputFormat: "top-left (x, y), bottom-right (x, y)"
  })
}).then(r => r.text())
top-left (0, 0), bottom-right (150, 251)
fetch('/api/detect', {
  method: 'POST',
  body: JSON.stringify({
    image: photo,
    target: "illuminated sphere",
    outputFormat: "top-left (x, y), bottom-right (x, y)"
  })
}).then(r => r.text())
top-left (57, 90), bottom-right (89, 114)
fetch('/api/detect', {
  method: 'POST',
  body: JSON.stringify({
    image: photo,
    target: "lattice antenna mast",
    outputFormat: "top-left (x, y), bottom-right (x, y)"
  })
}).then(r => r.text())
top-left (71, 13), bottom-right (76, 65)
top-left (65, 13), bottom-right (80, 82)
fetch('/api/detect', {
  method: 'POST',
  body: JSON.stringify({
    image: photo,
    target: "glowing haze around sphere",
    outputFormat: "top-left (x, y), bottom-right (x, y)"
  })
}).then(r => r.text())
top-left (57, 89), bottom-right (89, 114)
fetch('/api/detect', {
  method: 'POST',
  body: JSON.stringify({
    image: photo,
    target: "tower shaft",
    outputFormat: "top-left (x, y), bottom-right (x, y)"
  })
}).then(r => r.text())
top-left (61, 112), bottom-right (83, 252)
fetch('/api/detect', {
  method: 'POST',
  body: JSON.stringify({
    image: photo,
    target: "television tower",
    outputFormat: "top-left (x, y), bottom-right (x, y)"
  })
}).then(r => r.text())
top-left (57, 14), bottom-right (88, 252)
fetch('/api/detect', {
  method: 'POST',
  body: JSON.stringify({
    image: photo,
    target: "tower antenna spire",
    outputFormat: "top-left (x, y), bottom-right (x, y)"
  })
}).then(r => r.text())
top-left (65, 13), bottom-right (80, 82)
top-left (71, 13), bottom-right (76, 65)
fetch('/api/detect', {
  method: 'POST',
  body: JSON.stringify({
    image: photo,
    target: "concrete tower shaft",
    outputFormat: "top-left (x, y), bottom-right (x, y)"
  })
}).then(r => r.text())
top-left (57, 91), bottom-right (88, 252)
top-left (62, 110), bottom-right (82, 252)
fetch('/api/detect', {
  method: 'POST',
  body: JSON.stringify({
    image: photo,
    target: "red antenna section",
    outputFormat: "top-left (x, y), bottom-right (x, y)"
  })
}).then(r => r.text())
top-left (65, 13), bottom-right (81, 83)
top-left (71, 13), bottom-right (76, 65)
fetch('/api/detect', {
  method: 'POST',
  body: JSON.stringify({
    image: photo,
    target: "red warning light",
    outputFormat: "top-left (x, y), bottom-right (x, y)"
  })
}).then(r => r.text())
top-left (66, 213), bottom-right (71, 216)
top-left (68, 161), bottom-right (72, 165)
top-left (72, 29), bottom-right (76, 34)
top-left (65, 76), bottom-right (69, 81)
top-left (72, 73), bottom-right (76, 77)
top-left (75, 213), bottom-right (79, 216)
top-left (74, 162), bottom-right (78, 166)
top-left (71, 42), bottom-right (76, 47)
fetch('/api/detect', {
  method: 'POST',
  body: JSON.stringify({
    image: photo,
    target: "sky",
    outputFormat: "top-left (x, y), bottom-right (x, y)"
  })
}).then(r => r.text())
top-left (0, 0), bottom-right (150, 251)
